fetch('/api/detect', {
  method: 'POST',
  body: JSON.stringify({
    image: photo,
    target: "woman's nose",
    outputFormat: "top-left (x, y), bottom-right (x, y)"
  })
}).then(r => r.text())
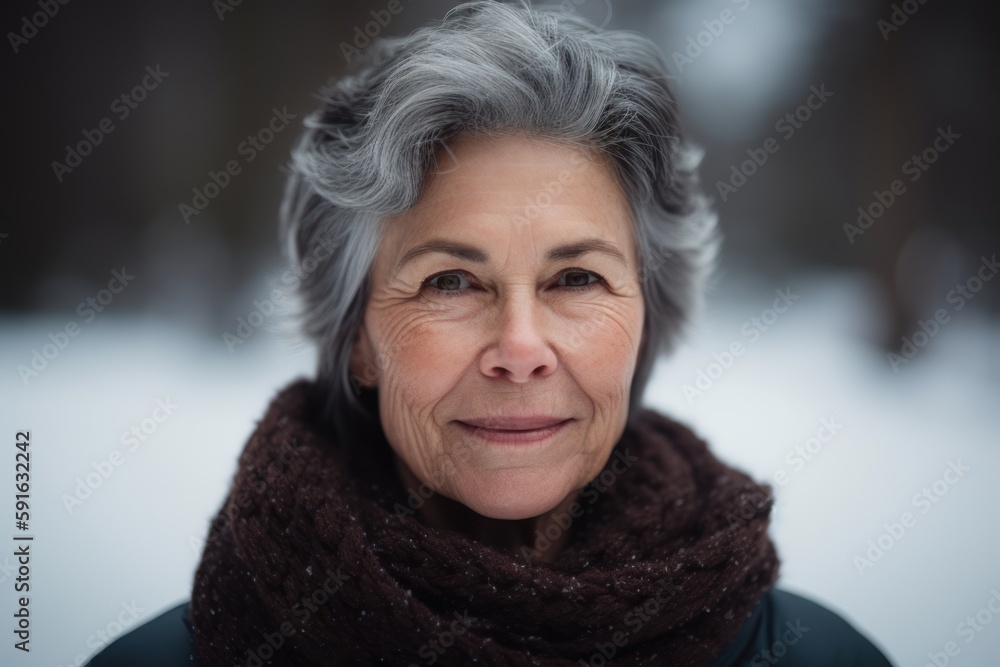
top-left (479, 292), bottom-right (558, 383)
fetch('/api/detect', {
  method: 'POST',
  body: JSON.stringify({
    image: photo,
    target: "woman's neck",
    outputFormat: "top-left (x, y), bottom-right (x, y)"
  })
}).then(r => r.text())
top-left (393, 457), bottom-right (579, 563)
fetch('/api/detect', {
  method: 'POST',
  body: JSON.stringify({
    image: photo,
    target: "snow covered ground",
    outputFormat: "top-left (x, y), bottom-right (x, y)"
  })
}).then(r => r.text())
top-left (1, 268), bottom-right (997, 666)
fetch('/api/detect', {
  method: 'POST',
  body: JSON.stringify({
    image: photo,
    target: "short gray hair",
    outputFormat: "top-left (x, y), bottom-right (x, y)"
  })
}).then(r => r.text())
top-left (279, 0), bottom-right (718, 443)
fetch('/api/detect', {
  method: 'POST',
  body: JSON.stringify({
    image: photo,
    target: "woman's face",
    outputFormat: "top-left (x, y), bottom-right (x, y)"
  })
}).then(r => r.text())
top-left (350, 133), bottom-right (645, 520)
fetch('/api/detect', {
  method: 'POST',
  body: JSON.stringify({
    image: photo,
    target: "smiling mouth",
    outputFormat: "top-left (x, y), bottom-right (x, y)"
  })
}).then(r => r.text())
top-left (456, 419), bottom-right (572, 445)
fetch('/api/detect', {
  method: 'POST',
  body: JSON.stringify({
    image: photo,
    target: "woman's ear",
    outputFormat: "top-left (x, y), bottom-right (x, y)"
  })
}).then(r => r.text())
top-left (349, 324), bottom-right (377, 389)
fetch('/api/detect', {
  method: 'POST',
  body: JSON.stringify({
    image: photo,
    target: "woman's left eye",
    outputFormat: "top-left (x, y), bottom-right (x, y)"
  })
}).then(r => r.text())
top-left (556, 269), bottom-right (603, 290)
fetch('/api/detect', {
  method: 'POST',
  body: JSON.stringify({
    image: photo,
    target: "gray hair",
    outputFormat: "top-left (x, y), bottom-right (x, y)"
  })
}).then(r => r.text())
top-left (279, 0), bottom-right (718, 443)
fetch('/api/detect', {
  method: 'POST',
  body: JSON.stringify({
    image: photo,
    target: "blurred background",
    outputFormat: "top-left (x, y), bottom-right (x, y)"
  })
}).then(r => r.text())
top-left (1, 0), bottom-right (997, 664)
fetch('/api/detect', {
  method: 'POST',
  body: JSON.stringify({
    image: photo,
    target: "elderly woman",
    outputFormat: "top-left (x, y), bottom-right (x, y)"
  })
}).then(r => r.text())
top-left (87, 2), bottom-right (894, 665)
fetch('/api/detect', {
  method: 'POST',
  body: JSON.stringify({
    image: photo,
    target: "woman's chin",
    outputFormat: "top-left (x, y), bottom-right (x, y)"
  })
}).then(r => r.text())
top-left (452, 472), bottom-right (575, 521)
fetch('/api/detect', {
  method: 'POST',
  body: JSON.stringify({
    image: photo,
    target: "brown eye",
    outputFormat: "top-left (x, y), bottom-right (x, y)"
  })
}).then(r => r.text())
top-left (557, 270), bottom-right (602, 289)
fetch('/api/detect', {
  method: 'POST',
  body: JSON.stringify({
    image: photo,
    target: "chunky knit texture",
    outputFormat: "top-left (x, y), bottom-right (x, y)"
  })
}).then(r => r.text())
top-left (190, 379), bottom-right (780, 665)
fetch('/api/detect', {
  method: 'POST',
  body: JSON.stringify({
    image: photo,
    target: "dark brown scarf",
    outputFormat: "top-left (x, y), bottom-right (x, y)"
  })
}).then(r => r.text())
top-left (190, 379), bottom-right (779, 666)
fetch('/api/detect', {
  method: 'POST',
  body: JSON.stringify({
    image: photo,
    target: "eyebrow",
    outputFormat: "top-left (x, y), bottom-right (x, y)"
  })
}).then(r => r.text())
top-left (394, 237), bottom-right (628, 273)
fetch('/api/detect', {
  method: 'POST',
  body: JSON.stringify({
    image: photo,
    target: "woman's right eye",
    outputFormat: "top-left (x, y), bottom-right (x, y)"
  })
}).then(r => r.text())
top-left (425, 271), bottom-right (472, 294)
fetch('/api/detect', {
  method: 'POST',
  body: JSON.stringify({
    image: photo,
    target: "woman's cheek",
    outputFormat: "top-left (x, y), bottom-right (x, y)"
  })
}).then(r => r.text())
top-left (376, 308), bottom-right (465, 385)
top-left (396, 323), bottom-right (478, 391)
top-left (562, 306), bottom-right (640, 366)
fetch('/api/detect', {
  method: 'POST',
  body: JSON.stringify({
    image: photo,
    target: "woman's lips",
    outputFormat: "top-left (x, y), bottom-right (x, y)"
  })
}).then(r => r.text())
top-left (456, 418), bottom-right (572, 444)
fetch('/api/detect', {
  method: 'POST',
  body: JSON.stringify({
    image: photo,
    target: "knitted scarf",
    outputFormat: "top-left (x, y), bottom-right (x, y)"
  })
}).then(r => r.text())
top-left (190, 379), bottom-right (780, 666)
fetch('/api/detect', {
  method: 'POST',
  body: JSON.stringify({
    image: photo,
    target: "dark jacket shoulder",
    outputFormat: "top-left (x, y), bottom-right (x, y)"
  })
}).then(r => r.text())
top-left (84, 589), bottom-right (893, 665)
top-left (84, 599), bottom-right (200, 666)
top-left (711, 588), bottom-right (894, 666)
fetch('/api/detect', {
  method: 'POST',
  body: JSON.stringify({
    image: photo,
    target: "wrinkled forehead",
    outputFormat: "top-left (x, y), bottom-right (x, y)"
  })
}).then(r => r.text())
top-left (377, 133), bottom-right (639, 270)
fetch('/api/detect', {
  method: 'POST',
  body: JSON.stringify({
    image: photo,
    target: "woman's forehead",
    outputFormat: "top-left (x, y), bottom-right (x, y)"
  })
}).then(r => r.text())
top-left (381, 134), bottom-right (634, 254)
